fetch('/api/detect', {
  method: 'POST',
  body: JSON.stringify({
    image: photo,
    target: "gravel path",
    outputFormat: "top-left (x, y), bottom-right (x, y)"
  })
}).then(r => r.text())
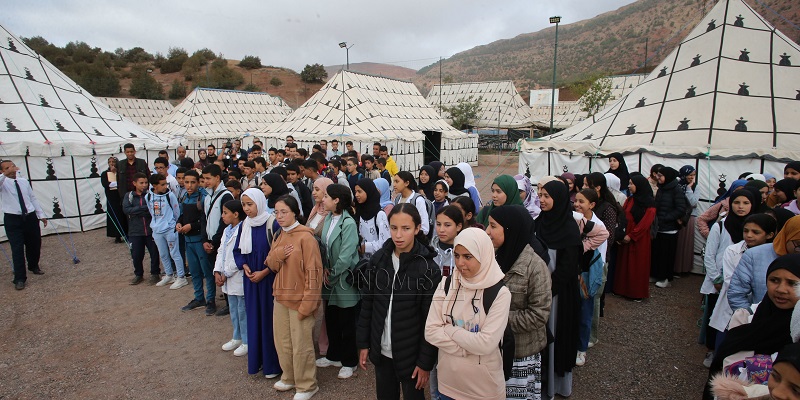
top-left (0, 156), bottom-right (709, 399)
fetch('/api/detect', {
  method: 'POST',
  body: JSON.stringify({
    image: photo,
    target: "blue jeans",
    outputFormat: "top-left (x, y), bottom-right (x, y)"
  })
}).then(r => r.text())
top-left (153, 230), bottom-right (185, 277)
top-left (228, 294), bottom-right (247, 344)
top-left (439, 394), bottom-right (455, 400)
top-left (430, 365), bottom-right (441, 399)
top-left (185, 238), bottom-right (214, 302)
top-left (578, 295), bottom-right (594, 352)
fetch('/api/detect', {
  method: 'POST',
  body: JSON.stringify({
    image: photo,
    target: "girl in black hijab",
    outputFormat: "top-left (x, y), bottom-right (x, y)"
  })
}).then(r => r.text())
top-left (260, 173), bottom-right (292, 212)
top-left (535, 180), bottom-right (582, 398)
top-left (724, 189), bottom-right (759, 244)
top-left (429, 161), bottom-right (445, 179)
top-left (703, 254), bottom-right (800, 399)
top-left (490, 205), bottom-right (550, 270)
top-left (606, 152), bottom-right (631, 190)
top-left (354, 177), bottom-right (382, 224)
top-left (774, 178), bottom-right (798, 206)
top-left (418, 165), bottom-right (436, 200)
top-left (629, 174), bottom-right (656, 224)
top-left (445, 167), bottom-right (470, 198)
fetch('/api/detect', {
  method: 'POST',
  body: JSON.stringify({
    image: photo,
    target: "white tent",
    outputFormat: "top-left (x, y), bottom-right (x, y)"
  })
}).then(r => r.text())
top-left (150, 87), bottom-right (292, 155)
top-left (426, 81), bottom-right (532, 129)
top-left (0, 24), bottom-right (169, 241)
top-left (530, 74), bottom-right (647, 130)
top-left (519, 0), bottom-right (800, 272)
top-left (98, 97), bottom-right (174, 128)
top-left (260, 70), bottom-right (478, 169)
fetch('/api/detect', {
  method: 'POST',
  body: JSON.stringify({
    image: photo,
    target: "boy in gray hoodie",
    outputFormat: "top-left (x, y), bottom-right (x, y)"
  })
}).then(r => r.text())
top-left (123, 173), bottom-right (160, 285)
top-left (147, 174), bottom-right (188, 290)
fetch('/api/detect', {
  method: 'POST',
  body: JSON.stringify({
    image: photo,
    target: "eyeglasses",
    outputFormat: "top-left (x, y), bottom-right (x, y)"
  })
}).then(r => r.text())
top-left (274, 210), bottom-right (293, 217)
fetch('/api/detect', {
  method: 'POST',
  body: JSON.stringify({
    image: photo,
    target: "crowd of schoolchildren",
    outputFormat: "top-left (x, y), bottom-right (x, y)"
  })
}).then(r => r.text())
top-left (100, 137), bottom-right (800, 400)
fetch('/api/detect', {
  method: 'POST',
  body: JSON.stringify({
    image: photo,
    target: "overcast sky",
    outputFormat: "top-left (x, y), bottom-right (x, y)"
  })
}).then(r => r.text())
top-left (3, 0), bottom-right (637, 72)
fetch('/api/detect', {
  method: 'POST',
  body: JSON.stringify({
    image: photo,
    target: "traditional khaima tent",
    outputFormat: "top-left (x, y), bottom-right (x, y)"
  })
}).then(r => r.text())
top-left (98, 97), bottom-right (174, 128)
top-left (0, 24), bottom-right (169, 241)
top-left (260, 70), bottom-right (478, 169)
top-left (426, 81), bottom-right (533, 131)
top-left (519, 0), bottom-right (800, 273)
top-left (530, 74), bottom-right (647, 130)
top-left (150, 87), bottom-right (292, 157)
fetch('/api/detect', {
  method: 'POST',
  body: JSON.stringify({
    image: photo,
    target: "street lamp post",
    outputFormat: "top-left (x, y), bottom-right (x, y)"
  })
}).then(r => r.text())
top-left (338, 42), bottom-right (354, 70)
top-left (549, 16), bottom-right (561, 136)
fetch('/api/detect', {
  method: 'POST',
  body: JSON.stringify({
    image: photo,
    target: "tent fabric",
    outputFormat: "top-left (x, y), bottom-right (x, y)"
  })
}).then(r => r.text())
top-left (426, 81), bottom-right (533, 129)
top-left (526, 0), bottom-right (800, 161)
top-left (260, 70), bottom-right (477, 169)
top-left (98, 97), bottom-right (174, 128)
top-left (150, 87), bottom-right (292, 143)
top-left (0, 25), bottom-right (168, 157)
top-left (530, 74), bottom-right (647, 130)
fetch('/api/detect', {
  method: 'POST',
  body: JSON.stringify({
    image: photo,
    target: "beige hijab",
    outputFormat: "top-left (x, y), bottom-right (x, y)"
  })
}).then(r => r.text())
top-left (451, 228), bottom-right (506, 290)
top-left (306, 177), bottom-right (333, 234)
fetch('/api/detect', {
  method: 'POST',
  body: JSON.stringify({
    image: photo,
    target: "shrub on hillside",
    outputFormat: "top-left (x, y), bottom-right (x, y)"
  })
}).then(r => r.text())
top-left (239, 55), bottom-right (263, 69)
top-left (300, 63), bottom-right (327, 83)
top-left (168, 79), bottom-right (187, 99)
top-left (129, 71), bottom-right (164, 99)
top-left (71, 62), bottom-right (121, 97)
top-left (269, 77), bottom-right (283, 87)
top-left (160, 47), bottom-right (188, 74)
top-left (242, 83), bottom-right (260, 92)
top-left (193, 56), bottom-right (244, 90)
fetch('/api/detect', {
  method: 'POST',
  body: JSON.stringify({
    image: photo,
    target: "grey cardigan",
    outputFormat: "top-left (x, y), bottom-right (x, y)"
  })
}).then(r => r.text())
top-left (503, 244), bottom-right (552, 358)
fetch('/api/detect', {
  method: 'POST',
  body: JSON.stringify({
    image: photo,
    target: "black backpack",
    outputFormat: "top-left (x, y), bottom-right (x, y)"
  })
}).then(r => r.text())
top-left (443, 275), bottom-right (515, 381)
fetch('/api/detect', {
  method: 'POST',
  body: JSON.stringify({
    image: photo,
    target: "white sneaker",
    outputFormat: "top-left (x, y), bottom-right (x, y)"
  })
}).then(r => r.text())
top-left (234, 344), bottom-right (248, 357)
top-left (156, 275), bottom-right (175, 287)
top-left (588, 340), bottom-right (598, 348)
top-left (703, 351), bottom-right (714, 368)
top-left (337, 366), bottom-right (357, 379)
top-left (222, 339), bottom-right (242, 351)
top-left (655, 279), bottom-right (672, 288)
top-left (170, 277), bottom-right (189, 289)
top-left (274, 380), bottom-right (295, 391)
top-left (293, 387), bottom-right (319, 400)
top-left (576, 351), bottom-right (587, 367)
top-left (315, 357), bottom-right (342, 368)
top-left (265, 373), bottom-right (280, 379)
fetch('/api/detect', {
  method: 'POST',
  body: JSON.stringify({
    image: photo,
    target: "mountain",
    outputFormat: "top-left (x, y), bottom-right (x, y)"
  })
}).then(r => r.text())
top-left (413, 0), bottom-right (799, 95)
top-left (324, 62), bottom-right (418, 81)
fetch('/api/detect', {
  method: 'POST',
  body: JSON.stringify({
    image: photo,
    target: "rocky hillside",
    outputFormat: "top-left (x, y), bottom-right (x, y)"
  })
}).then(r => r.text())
top-left (324, 62), bottom-right (417, 81)
top-left (414, 0), bottom-right (799, 94)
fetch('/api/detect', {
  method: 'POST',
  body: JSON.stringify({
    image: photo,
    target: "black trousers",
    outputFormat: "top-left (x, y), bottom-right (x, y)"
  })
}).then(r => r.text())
top-left (651, 232), bottom-right (678, 281)
top-left (325, 302), bottom-right (360, 368)
top-left (5, 212), bottom-right (41, 284)
top-left (374, 354), bottom-right (425, 400)
top-left (129, 235), bottom-right (160, 277)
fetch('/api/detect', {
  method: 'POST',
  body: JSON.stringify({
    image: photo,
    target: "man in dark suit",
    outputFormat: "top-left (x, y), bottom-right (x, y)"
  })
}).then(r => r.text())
top-left (0, 160), bottom-right (48, 290)
top-left (117, 143), bottom-right (150, 196)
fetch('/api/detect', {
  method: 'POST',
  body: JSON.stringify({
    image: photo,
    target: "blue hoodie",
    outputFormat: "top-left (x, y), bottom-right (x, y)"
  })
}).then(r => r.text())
top-left (146, 190), bottom-right (180, 235)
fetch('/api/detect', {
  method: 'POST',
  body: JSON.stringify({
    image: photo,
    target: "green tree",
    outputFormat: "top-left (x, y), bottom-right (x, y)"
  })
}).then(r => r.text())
top-left (191, 48), bottom-right (216, 63)
top-left (578, 77), bottom-right (613, 117)
top-left (69, 61), bottom-right (120, 96)
top-left (242, 83), bottom-right (260, 92)
top-left (194, 57), bottom-right (244, 90)
top-left (160, 47), bottom-right (188, 73)
top-left (300, 63), bottom-right (327, 83)
top-left (269, 76), bottom-right (283, 87)
top-left (441, 95), bottom-right (482, 130)
top-left (238, 55), bottom-right (263, 69)
top-left (123, 47), bottom-right (154, 63)
top-left (168, 79), bottom-right (187, 99)
top-left (129, 71), bottom-right (164, 99)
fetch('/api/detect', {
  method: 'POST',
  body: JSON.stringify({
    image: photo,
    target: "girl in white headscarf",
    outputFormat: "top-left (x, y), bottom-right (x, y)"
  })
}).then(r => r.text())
top-left (425, 228), bottom-right (511, 400)
top-left (603, 173), bottom-right (628, 207)
top-left (457, 162), bottom-right (483, 211)
top-left (514, 174), bottom-right (541, 219)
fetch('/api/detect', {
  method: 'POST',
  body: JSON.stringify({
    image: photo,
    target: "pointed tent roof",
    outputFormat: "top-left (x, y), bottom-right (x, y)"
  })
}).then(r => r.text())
top-left (525, 0), bottom-right (800, 161)
top-left (150, 87), bottom-right (292, 142)
top-left (98, 97), bottom-right (174, 128)
top-left (426, 81), bottom-right (532, 129)
top-left (260, 70), bottom-right (466, 142)
top-left (0, 25), bottom-right (168, 157)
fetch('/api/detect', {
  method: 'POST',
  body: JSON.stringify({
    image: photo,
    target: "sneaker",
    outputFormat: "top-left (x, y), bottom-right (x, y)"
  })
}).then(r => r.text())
top-left (588, 340), bottom-right (598, 348)
top-left (274, 380), bottom-right (295, 391)
top-left (655, 279), bottom-right (672, 288)
top-left (265, 373), bottom-right (280, 379)
top-left (129, 276), bottom-right (144, 285)
top-left (215, 305), bottom-right (230, 316)
top-left (148, 275), bottom-right (161, 285)
top-left (156, 275), bottom-right (175, 287)
top-left (337, 366), bottom-right (357, 379)
top-left (315, 357), bottom-right (342, 368)
top-left (169, 277), bottom-right (188, 289)
top-left (575, 351), bottom-right (587, 367)
top-left (234, 344), bottom-right (248, 357)
top-left (205, 302), bottom-right (217, 316)
top-left (703, 351), bottom-right (714, 368)
top-left (293, 387), bottom-right (319, 400)
top-left (181, 299), bottom-right (206, 312)
top-left (222, 339), bottom-right (242, 351)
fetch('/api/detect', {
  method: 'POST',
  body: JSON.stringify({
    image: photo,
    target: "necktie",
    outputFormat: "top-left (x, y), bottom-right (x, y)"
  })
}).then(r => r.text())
top-left (14, 180), bottom-right (28, 214)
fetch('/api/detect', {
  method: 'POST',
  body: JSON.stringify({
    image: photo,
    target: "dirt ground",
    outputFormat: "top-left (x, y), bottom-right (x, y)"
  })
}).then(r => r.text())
top-left (0, 154), bottom-right (708, 399)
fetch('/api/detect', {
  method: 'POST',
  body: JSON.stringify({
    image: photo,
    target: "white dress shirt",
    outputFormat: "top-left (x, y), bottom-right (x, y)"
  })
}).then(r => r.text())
top-left (0, 174), bottom-right (46, 218)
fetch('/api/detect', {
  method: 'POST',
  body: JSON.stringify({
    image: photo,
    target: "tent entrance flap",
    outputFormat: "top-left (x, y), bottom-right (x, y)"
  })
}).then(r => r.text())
top-left (423, 131), bottom-right (442, 166)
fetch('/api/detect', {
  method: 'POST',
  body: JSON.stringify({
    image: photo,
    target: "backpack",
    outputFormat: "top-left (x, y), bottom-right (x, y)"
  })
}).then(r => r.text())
top-left (394, 193), bottom-right (435, 238)
top-left (269, 216), bottom-right (329, 269)
top-left (443, 275), bottom-right (515, 381)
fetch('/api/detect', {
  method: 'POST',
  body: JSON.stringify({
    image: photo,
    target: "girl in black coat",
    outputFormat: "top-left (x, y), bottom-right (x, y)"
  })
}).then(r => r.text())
top-left (356, 204), bottom-right (442, 400)
top-left (651, 166), bottom-right (688, 287)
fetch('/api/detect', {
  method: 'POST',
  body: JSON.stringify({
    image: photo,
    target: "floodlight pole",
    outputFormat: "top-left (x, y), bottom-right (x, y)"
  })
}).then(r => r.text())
top-left (549, 16), bottom-right (561, 136)
top-left (339, 42), bottom-right (354, 70)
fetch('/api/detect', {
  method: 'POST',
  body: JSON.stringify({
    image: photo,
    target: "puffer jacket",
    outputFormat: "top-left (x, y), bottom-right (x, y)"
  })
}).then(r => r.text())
top-left (503, 245), bottom-right (552, 358)
top-left (356, 239), bottom-right (442, 377)
top-left (654, 179), bottom-right (687, 232)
